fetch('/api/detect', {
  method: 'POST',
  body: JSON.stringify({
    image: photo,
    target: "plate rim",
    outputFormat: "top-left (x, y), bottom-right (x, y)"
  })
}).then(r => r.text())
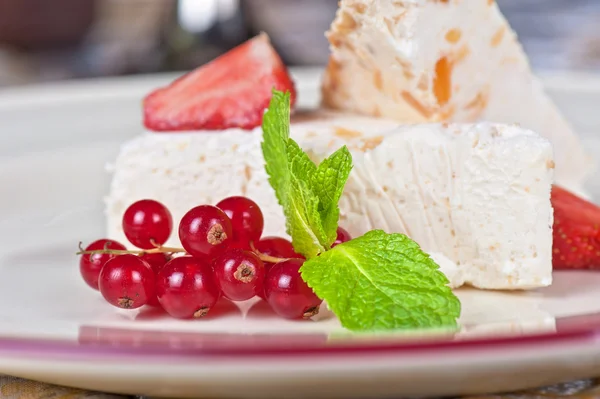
top-left (0, 306), bottom-right (599, 361)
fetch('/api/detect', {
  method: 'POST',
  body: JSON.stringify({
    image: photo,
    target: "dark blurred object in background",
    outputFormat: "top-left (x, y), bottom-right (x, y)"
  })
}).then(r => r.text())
top-left (241, 0), bottom-right (338, 66)
top-left (0, 0), bottom-right (176, 84)
top-left (0, 0), bottom-right (95, 49)
top-left (0, 0), bottom-right (598, 87)
top-left (500, 0), bottom-right (600, 71)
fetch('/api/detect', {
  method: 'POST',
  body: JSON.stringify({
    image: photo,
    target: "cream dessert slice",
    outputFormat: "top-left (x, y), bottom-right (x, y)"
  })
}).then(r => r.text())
top-left (322, 0), bottom-right (588, 194)
top-left (105, 112), bottom-right (398, 246)
top-left (106, 112), bottom-right (554, 290)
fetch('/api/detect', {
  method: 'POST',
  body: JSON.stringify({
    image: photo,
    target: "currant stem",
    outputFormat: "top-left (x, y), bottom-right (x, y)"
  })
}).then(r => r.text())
top-left (257, 253), bottom-right (289, 264)
top-left (76, 241), bottom-right (290, 263)
top-left (76, 242), bottom-right (186, 256)
top-left (249, 241), bottom-right (289, 264)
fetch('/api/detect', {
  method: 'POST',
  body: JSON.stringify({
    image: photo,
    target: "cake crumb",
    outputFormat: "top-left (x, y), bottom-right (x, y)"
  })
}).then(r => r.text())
top-left (360, 136), bottom-right (384, 151)
top-left (335, 126), bottom-right (363, 139)
top-left (491, 26), bottom-right (506, 47)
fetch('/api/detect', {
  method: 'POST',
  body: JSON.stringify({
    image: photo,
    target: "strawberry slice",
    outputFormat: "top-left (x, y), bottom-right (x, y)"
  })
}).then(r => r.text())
top-left (144, 33), bottom-right (296, 132)
top-left (552, 185), bottom-right (600, 269)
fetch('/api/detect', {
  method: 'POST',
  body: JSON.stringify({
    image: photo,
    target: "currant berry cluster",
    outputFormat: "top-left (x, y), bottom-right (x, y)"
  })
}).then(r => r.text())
top-left (78, 197), bottom-right (352, 320)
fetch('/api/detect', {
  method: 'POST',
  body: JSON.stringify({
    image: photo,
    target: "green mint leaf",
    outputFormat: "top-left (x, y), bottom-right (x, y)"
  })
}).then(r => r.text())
top-left (287, 178), bottom-right (327, 258)
top-left (261, 90), bottom-right (327, 257)
top-left (311, 146), bottom-right (353, 246)
top-left (300, 230), bottom-right (461, 331)
top-left (286, 140), bottom-right (317, 185)
top-left (261, 90), bottom-right (292, 208)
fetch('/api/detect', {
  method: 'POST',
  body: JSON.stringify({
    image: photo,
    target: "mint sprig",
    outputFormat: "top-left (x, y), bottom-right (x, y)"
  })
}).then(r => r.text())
top-left (262, 91), bottom-right (350, 257)
top-left (261, 90), bottom-right (461, 331)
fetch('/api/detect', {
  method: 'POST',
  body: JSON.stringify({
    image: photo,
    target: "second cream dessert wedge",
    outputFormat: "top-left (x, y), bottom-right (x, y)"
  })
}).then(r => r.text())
top-left (322, 0), bottom-right (589, 193)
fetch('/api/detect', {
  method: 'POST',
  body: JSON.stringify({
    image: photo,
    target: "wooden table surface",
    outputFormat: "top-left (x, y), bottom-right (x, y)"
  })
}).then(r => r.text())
top-left (1, 375), bottom-right (600, 399)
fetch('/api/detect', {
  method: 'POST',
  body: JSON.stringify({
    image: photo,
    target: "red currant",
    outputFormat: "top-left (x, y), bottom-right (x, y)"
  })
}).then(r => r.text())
top-left (216, 196), bottom-right (264, 246)
top-left (213, 249), bottom-right (265, 301)
top-left (98, 254), bottom-right (155, 310)
top-left (229, 240), bottom-right (252, 251)
top-left (332, 227), bottom-right (352, 247)
top-left (139, 252), bottom-right (171, 307)
top-left (156, 256), bottom-right (221, 319)
top-left (179, 205), bottom-right (233, 259)
top-left (255, 236), bottom-right (299, 259)
top-left (254, 236), bottom-right (302, 300)
top-left (122, 199), bottom-right (173, 249)
top-left (139, 252), bottom-right (171, 275)
top-left (80, 239), bottom-right (126, 290)
top-left (264, 259), bottom-right (322, 319)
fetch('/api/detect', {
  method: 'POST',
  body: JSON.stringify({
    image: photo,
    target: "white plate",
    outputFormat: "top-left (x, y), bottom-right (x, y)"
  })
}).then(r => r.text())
top-left (1, 68), bottom-right (600, 399)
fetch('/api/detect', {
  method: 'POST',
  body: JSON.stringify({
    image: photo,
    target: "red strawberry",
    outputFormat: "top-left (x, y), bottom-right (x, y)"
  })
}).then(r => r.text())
top-left (144, 33), bottom-right (296, 132)
top-left (552, 185), bottom-right (600, 269)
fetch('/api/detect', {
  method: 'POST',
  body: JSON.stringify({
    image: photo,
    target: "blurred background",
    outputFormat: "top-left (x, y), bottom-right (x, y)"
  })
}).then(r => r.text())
top-left (0, 0), bottom-right (598, 87)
